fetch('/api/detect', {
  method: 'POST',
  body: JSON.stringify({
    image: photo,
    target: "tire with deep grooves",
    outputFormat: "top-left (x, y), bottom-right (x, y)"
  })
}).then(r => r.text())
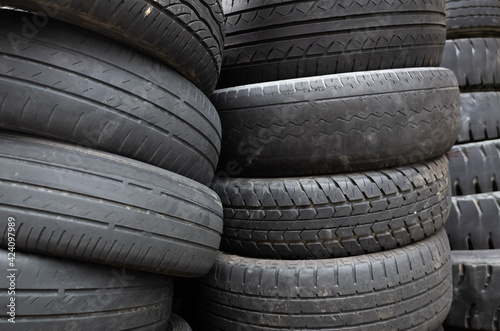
top-left (0, 0), bottom-right (225, 94)
top-left (0, 132), bottom-right (223, 277)
top-left (445, 250), bottom-right (500, 330)
top-left (212, 67), bottom-right (460, 178)
top-left (445, 0), bottom-right (500, 38)
top-left (457, 92), bottom-right (500, 143)
top-left (447, 139), bottom-right (500, 196)
top-left (182, 229), bottom-right (452, 331)
top-left (217, 0), bottom-right (446, 88)
top-left (0, 249), bottom-right (174, 330)
top-left (212, 156), bottom-right (451, 259)
top-left (0, 10), bottom-right (221, 185)
top-left (440, 38), bottom-right (500, 91)
top-left (446, 192), bottom-right (500, 250)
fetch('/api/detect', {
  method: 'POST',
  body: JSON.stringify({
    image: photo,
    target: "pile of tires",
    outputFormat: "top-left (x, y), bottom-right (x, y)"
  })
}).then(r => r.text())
top-left (0, 2), bottom-right (226, 329)
top-left (440, 0), bottom-right (500, 329)
top-left (178, 0), bottom-right (462, 330)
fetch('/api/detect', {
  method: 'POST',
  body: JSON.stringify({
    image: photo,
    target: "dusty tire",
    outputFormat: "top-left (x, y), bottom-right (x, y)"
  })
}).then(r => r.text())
top-left (0, 0), bottom-right (225, 94)
top-left (183, 229), bottom-right (452, 330)
top-left (447, 139), bottom-right (500, 196)
top-left (217, 0), bottom-right (446, 87)
top-left (0, 132), bottom-right (223, 277)
top-left (0, 10), bottom-right (221, 185)
top-left (445, 250), bottom-right (500, 330)
top-left (213, 68), bottom-right (460, 178)
top-left (446, 192), bottom-right (500, 250)
top-left (0, 249), bottom-right (174, 330)
top-left (441, 38), bottom-right (500, 91)
top-left (445, 0), bottom-right (500, 38)
top-left (212, 156), bottom-right (451, 259)
top-left (457, 92), bottom-right (500, 143)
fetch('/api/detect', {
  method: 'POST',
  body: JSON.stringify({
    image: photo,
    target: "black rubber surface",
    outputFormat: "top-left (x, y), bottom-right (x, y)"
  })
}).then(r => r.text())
top-left (212, 67), bottom-right (460, 178)
top-left (0, 249), bottom-right (174, 330)
top-left (0, 10), bottom-right (222, 185)
top-left (446, 192), bottom-right (500, 250)
top-left (457, 92), bottom-right (500, 143)
top-left (168, 313), bottom-right (193, 331)
top-left (445, 250), bottom-right (500, 330)
top-left (0, 0), bottom-right (225, 94)
top-left (182, 229), bottom-right (452, 330)
top-left (447, 139), bottom-right (500, 196)
top-left (217, 0), bottom-right (446, 87)
top-left (445, 0), bottom-right (500, 38)
top-left (441, 38), bottom-right (500, 91)
top-left (212, 156), bottom-right (451, 259)
top-left (0, 132), bottom-right (223, 277)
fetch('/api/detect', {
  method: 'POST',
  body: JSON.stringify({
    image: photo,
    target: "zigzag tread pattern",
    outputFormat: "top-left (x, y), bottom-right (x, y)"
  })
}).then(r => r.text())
top-left (212, 157), bottom-right (451, 259)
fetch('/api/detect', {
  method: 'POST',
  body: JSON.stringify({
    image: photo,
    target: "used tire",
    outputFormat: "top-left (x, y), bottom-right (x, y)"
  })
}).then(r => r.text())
top-left (183, 229), bottom-right (452, 330)
top-left (212, 156), bottom-right (451, 259)
top-left (0, 10), bottom-right (222, 185)
top-left (217, 0), bottom-right (446, 87)
top-left (445, 250), bottom-right (500, 330)
top-left (213, 68), bottom-right (460, 178)
top-left (0, 0), bottom-right (225, 94)
top-left (0, 132), bottom-right (223, 277)
top-left (445, 0), bottom-right (500, 38)
top-left (0, 249), bottom-right (174, 330)
top-left (168, 314), bottom-right (193, 331)
top-left (441, 38), bottom-right (500, 91)
top-left (447, 139), bottom-right (500, 196)
top-left (446, 192), bottom-right (500, 250)
top-left (457, 92), bottom-right (500, 143)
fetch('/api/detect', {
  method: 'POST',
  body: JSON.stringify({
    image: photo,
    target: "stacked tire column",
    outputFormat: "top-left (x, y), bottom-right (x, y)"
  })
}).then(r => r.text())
top-left (0, 2), bottom-right (226, 329)
top-left (181, 0), bottom-right (461, 329)
top-left (440, 0), bottom-right (500, 329)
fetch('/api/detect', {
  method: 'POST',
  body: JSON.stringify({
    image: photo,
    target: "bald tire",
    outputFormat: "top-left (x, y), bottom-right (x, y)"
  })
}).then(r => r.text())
top-left (0, 132), bottom-right (223, 277)
top-left (0, 249), bottom-right (174, 330)
top-left (183, 229), bottom-right (453, 331)
top-left (212, 156), bottom-right (451, 259)
top-left (445, 0), bottom-right (500, 38)
top-left (0, 0), bottom-right (225, 94)
top-left (0, 10), bottom-right (221, 185)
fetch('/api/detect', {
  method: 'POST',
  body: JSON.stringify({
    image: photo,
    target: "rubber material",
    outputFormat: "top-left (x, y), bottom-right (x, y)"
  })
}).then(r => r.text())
top-left (445, 0), bottom-right (500, 38)
top-left (217, 0), bottom-right (446, 88)
top-left (213, 67), bottom-right (460, 178)
top-left (212, 156), bottom-right (451, 259)
top-left (447, 139), bottom-right (500, 196)
top-left (0, 10), bottom-right (222, 185)
top-left (441, 38), bottom-right (500, 91)
top-left (457, 92), bottom-right (500, 143)
top-left (445, 250), bottom-right (500, 330)
top-left (167, 313), bottom-right (193, 331)
top-left (0, 249), bottom-right (174, 330)
top-left (0, 132), bottom-right (223, 277)
top-left (183, 229), bottom-right (452, 330)
top-left (0, 0), bottom-right (225, 94)
top-left (446, 192), bottom-right (500, 250)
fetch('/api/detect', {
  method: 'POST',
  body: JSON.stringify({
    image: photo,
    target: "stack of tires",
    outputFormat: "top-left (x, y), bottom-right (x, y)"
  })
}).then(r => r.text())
top-left (180, 0), bottom-right (461, 330)
top-left (0, 2), bottom-right (226, 329)
top-left (440, 0), bottom-right (500, 329)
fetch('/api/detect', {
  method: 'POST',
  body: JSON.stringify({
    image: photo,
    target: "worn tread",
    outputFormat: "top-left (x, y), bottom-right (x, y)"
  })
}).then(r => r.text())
top-left (182, 229), bottom-right (452, 330)
top-left (440, 38), bottom-right (500, 91)
top-left (0, 249), bottom-right (173, 330)
top-left (217, 0), bottom-right (446, 87)
top-left (0, 10), bottom-right (221, 185)
top-left (0, 0), bottom-right (225, 94)
top-left (445, 250), bottom-right (500, 330)
top-left (212, 67), bottom-right (460, 178)
top-left (212, 156), bottom-right (451, 259)
top-left (445, 0), bottom-right (500, 38)
top-left (447, 139), bottom-right (500, 196)
top-left (457, 92), bottom-right (500, 143)
top-left (0, 132), bottom-right (223, 277)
